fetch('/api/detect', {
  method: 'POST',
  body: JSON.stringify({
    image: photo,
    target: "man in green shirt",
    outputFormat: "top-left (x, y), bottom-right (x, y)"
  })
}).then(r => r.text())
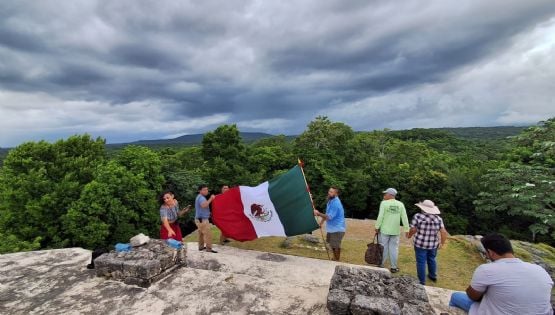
top-left (375, 188), bottom-right (410, 273)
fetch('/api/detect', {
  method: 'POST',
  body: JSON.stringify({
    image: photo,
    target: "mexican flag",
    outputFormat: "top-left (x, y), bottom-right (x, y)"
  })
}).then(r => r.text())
top-left (212, 165), bottom-right (319, 241)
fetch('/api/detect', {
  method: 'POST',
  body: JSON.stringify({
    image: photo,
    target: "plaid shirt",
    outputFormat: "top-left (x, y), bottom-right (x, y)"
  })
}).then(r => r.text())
top-left (410, 213), bottom-right (444, 249)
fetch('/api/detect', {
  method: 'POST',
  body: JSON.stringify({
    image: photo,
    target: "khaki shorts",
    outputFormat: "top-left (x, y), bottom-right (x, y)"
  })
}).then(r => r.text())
top-left (326, 232), bottom-right (345, 249)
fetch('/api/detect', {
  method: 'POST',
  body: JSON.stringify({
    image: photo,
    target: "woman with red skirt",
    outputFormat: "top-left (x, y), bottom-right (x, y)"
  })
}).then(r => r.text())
top-left (159, 190), bottom-right (191, 241)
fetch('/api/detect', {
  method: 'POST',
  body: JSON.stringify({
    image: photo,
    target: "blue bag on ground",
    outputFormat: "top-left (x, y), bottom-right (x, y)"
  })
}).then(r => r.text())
top-left (166, 239), bottom-right (182, 249)
top-left (115, 243), bottom-right (132, 252)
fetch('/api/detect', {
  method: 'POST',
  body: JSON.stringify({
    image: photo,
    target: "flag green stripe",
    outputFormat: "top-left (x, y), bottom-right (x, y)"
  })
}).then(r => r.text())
top-left (268, 165), bottom-right (319, 236)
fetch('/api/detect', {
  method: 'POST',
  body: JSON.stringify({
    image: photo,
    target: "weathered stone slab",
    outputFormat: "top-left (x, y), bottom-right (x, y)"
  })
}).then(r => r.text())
top-left (0, 244), bottom-right (458, 314)
top-left (350, 295), bottom-right (400, 315)
top-left (327, 289), bottom-right (351, 314)
top-left (94, 239), bottom-right (186, 287)
top-left (327, 265), bottom-right (434, 315)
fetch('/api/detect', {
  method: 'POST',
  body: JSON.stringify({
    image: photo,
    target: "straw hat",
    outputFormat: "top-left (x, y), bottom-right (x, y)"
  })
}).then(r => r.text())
top-left (415, 200), bottom-right (440, 214)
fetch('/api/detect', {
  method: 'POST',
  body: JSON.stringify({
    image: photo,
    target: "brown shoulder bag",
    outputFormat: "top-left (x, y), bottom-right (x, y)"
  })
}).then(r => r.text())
top-left (365, 234), bottom-right (384, 265)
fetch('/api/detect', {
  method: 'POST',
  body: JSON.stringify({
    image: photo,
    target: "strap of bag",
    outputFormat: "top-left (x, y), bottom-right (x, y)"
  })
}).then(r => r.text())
top-left (374, 233), bottom-right (379, 244)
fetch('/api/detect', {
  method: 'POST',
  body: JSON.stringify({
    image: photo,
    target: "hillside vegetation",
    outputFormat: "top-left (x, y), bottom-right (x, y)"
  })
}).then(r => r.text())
top-left (0, 117), bottom-right (553, 254)
top-left (437, 126), bottom-right (528, 140)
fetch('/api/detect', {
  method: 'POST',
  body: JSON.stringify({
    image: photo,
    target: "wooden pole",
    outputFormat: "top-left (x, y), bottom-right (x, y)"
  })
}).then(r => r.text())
top-left (298, 159), bottom-right (331, 261)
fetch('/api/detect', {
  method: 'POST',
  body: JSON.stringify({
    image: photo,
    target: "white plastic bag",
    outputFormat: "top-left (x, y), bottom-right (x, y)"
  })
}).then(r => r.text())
top-left (130, 233), bottom-right (150, 247)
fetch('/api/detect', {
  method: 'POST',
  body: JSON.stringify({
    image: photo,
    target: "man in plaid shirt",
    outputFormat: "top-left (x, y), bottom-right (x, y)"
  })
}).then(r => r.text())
top-left (407, 199), bottom-right (448, 285)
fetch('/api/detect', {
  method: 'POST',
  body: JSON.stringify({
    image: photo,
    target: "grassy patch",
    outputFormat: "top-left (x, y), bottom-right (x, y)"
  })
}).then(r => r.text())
top-left (512, 242), bottom-right (534, 262)
top-left (533, 243), bottom-right (555, 265)
top-left (184, 228), bottom-right (484, 291)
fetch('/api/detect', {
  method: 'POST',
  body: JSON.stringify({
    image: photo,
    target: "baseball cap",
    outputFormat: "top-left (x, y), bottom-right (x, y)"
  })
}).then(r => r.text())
top-left (382, 188), bottom-right (398, 196)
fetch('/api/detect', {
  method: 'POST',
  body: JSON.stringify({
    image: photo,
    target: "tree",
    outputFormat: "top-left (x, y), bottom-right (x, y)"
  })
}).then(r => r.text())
top-left (115, 145), bottom-right (165, 191)
top-left (0, 232), bottom-right (41, 254)
top-left (164, 168), bottom-right (205, 222)
top-left (0, 135), bottom-right (105, 248)
top-left (510, 117), bottom-right (555, 167)
top-left (247, 142), bottom-right (295, 180)
top-left (65, 146), bottom-right (164, 249)
top-left (474, 117), bottom-right (555, 243)
top-left (202, 124), bottom-right (246, 163)
top-left (475, 164), bottom-right (555, 242)
top-left (294, 116), bottom-right (354, 210)
top-left (201, 125), bottom-right (256, 188)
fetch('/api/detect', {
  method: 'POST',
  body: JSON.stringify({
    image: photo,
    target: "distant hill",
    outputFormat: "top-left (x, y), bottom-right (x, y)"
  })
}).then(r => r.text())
top-left (106, 132), bottom-right (276, 149)
top-left (0, 126), bottom-right (529, 162)
top-left (435, 126), bottom-right (528, 140)
top-left (114, 126), bottom-right (528, 148)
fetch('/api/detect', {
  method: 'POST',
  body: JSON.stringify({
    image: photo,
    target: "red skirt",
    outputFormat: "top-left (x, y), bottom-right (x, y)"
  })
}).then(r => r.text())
top-left (160, 222), bottom-right (183, 241)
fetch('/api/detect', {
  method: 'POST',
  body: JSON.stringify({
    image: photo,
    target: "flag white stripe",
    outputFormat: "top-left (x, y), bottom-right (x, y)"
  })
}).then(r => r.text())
top-left (239, 182), bottom-right (286, 237)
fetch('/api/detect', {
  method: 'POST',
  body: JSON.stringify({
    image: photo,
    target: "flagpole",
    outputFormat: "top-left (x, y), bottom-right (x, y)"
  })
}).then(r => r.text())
top-left (298, 159), bottom-right (332, 261)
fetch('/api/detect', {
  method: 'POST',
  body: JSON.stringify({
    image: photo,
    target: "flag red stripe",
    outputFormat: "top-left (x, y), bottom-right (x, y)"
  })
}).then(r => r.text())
top-left (212, 186), bottom-right (258, 241)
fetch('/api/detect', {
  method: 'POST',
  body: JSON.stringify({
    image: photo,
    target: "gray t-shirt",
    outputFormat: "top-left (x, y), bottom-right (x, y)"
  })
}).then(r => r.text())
top-left (469, 258), bottom-right (553, 315)
top-left (195, 194), bottom-right (210, 219)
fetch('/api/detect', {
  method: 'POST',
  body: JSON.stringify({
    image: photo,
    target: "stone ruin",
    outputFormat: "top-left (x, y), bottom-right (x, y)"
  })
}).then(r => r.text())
top-left (94, 239), bottom-right (186, 288)
top-left (327, 265), bottom-right (435, 315)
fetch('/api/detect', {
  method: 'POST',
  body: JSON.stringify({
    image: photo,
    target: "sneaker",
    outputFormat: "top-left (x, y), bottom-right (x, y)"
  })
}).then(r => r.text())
top-left (199, 247), bottom-right (206, 251)
top-left (206, 249), bottom-right (218, 253)
top-left (390, 268), bottom-right (400, 273)
top-left (428, 275), bottom-right (437, 282)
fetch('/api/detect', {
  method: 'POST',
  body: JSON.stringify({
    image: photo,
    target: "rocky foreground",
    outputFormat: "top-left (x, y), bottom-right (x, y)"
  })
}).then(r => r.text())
top-left (0, 243), bottom-right (464, 315)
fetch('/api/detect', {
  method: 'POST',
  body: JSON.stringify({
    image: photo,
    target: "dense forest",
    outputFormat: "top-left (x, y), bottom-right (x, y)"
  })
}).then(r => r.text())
top-left (0, 117), bottom-right (553, 253)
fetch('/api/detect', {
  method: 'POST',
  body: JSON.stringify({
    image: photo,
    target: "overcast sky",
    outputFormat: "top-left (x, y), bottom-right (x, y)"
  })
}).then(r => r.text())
top-left (1, 0), bottom-right (555, 146)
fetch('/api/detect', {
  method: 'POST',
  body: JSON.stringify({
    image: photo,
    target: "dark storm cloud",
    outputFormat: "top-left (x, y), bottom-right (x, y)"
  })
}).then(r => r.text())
top-left (0, 27), bottom-right (50, 53)
top-left (0, 0), bottom-right (554, 146)
top-left (48, 63), bottom-right (110, 87)
top-left (269, 1), bottom-right (555, 93)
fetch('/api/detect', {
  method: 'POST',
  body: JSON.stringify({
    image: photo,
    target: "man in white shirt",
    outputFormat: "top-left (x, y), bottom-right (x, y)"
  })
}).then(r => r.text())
top-left (450, 233), bottom-right (553, 314)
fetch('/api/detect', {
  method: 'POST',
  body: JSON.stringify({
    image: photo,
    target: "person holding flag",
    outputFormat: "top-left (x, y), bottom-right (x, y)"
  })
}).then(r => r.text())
top-left (313, 187), bottom-right (346, 261)
top-left (218, 185), bottom-right (232, 245)
top-left (195, 184), bottom-right (217, 253)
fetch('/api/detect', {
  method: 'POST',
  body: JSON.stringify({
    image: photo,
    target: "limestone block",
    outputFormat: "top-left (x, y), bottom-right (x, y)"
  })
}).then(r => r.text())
top-left (326, 289), bottom-right (351, 315)
top-left (350, 295), bottom-right (400, 315)
top-left (93, 239), bottom-right (186, 287)
top-left (400, 302), bottom-right (435, 315)
top-left (327, 265), bottom-right (434, 315)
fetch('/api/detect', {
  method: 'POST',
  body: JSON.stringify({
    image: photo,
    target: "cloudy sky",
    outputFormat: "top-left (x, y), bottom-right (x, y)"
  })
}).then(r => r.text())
top-left (1, 0), bottom-right (555, 146)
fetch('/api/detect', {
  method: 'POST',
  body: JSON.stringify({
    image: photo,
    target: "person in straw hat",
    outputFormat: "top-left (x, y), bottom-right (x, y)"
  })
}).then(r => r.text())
top-left (406, 199), bottom-right (448, 285)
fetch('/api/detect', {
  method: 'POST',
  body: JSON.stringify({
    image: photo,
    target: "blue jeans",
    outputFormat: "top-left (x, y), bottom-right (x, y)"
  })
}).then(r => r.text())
top-left (379, 233), bottom-right (399, 269)
top-left (414, 246), bottom-right (437, 285)
top-left (449, 292), bottom-right (474, 312)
